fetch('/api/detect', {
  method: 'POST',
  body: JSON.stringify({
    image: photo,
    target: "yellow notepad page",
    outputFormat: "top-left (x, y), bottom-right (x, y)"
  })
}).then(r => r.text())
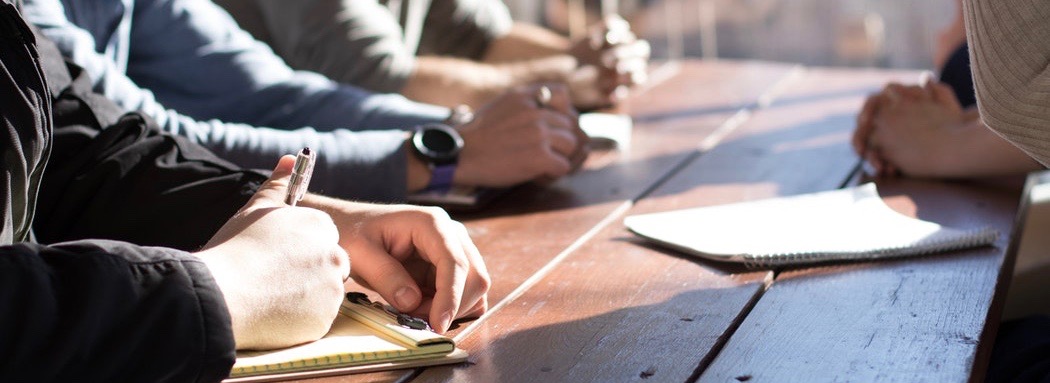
top-left (227, 298), bottom-right (464, 381)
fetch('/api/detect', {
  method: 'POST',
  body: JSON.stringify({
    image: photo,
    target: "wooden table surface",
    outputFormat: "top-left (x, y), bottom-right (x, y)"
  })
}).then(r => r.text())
top-left (293, 60), bottom-right (1023, 383)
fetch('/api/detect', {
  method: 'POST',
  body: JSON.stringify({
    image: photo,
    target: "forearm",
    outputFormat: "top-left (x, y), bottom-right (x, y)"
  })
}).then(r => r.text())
top-left (130, 0), bottom-right (449, 131)
top-left (939, 116), bottom-right (1043, 177)
top-left (962, 0), bottom-right (1050, 166)
top-left (203, 125), bottom-right (413, 202)
top-left (482, 23), bottom-right (571, 63)
top-left (402, 55), bottom-right (576, 108)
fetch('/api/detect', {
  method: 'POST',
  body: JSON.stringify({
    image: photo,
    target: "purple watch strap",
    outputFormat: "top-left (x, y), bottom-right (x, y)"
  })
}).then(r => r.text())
top-left (426, 163), bottom-right (456, 192)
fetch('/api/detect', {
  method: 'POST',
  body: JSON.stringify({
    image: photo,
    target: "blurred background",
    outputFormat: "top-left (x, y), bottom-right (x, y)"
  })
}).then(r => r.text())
top-left (505, 0), bottom-right (957, 70)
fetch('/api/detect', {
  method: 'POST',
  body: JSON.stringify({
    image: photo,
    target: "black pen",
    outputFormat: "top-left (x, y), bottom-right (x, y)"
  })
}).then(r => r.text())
top-left (285, 147), bottom-right (315, 206)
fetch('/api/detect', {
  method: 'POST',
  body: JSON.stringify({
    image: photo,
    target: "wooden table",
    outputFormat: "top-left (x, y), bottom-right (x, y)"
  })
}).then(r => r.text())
top-left (302, 60), bottom-right (1023, 382)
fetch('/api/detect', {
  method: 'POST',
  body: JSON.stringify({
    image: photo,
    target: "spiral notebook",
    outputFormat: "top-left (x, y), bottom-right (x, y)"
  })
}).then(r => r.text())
top-left (624, 183), bottom-right (998, 268)
top-left (224, 293), bottom-right (467, 382)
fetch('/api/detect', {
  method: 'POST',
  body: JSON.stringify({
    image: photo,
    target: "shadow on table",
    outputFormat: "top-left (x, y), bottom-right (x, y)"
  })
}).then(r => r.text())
top-left (611, 234), bottom-right (756, 276)
top-left (425, 286), bottom-right (765, 383)
top-left (454, 110), bottom-right (861, 223)
top-left (642, 111), bottom-right (860, 201)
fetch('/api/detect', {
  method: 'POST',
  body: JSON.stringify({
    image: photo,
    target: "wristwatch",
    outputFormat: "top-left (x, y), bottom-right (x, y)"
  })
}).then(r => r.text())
top-left (411, 123), bottom-right (464, 191)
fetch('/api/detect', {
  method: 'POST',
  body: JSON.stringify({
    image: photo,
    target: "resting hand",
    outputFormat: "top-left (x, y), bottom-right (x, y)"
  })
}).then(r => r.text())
top-left (853, 81), bottom-right (969, 177)
top-left (197, 156), bottom-right (350, 350)
top-left (455, 84), bottom-right (589, 187)
top-left (304, 198), bottom-right (491, 333)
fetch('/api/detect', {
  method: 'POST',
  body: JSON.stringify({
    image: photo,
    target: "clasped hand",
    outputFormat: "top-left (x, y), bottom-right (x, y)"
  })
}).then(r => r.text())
top-left (568, 14), bottom-right (650, 109)
top-left (456, 83), bottom-right (589, 187)
top-left (852, 79), bottom-right (968, 178)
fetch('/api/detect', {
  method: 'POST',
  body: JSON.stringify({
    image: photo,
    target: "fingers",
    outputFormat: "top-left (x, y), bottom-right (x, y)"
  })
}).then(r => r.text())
top-left (865, 145), bottom-right (888, 176)
top-left (426, 243), bottom-right (468, 333)
top-left (929, 81), bottom-right (964, 113)
top-left (597, 14), bottom-right (633, 46)
top-left (534, 83), bottom-right (577, 118)
top-left (534, 112), bottom-right (581, 178)
top-left (455, 223), bottom-right (489, 319)
top-left (418, 221), bottom-right (491, 333)
top-left (348, 239), bottom-right (424, 314)
top-left (538, 145), bottom-right (574, 180)
top-left (602, 41), bottom-right (650, 73)
top-left (528, 85), bottom-right (588, 173)
top-left (853, 93), bottom-right (881, 156)
top-left (889, 82), bottom-right (931, 102)
top-left (332, 246), bottom-right (352, 290)
top-left (864, 123), bottom-right (904, 178)
top-left (341, 207), bottom-right (490, 334)
top-left (543, 118), bottom-right (579, 158)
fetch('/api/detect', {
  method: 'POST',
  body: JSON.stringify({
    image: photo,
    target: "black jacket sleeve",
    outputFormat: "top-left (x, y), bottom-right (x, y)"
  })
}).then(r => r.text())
top-left (28, 14), bottom-right (269, 252)
top-left (0, 240), bottom-right (235, 382)
top-left (0, 3), bottom-right (244, 381)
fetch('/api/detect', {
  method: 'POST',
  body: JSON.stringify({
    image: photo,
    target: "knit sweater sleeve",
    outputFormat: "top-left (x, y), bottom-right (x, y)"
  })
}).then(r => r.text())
top-left (963, 0), bottom-right (1050, 166)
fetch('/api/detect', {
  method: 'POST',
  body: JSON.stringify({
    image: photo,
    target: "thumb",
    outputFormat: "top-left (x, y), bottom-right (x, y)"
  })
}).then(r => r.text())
top-left (348, 240), bottom-right (424, 314)
top-left (250, 155), bottom-right (298, 207)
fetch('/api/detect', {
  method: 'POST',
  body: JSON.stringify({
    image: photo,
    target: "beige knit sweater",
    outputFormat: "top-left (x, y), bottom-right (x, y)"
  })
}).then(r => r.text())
top-left (964, 0), bottom-right (1050, 166)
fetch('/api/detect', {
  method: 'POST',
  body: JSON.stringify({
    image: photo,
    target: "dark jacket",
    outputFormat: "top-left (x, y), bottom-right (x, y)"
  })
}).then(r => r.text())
top-left (0, 1), bottom-right (267, 380)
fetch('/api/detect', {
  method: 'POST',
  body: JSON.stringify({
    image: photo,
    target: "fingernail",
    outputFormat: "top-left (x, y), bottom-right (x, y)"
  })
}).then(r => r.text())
top-left (394, 287), bottom-right (417, 310)
top-left (439, 311), bottom-right (453, 333)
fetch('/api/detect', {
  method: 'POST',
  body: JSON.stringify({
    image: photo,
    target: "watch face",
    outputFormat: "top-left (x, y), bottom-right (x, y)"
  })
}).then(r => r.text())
top-left (414, 124), bottom-right (463, 164)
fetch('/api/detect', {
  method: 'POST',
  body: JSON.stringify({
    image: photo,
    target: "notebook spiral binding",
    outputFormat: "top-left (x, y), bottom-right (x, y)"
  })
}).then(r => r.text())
top-left (741, 227), bottom-right (999, 269)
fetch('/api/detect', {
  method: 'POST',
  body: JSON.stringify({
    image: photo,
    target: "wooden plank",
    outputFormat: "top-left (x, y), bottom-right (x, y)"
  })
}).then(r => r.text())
top-left (283, 60), bottom-right (797, 382)
top-left (697, 69), bottom-right (1022, 381)
top-left (449, 60), bottom-right (798, 328)
top-left (699, 179), bottom-right (1021, 383)
top-left (409, 67), bottom-right (919, 382)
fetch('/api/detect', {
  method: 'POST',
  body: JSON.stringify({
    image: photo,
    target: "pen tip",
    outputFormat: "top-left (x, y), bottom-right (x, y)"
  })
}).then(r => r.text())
top-left (302, 147), bottom-right (311, 155)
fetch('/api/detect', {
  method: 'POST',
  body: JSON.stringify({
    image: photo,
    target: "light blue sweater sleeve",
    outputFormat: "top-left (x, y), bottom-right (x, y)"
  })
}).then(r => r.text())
top-left (123, 0), bottom-right (450, 131)
top-left (23, 0), bottom-right (448, 201)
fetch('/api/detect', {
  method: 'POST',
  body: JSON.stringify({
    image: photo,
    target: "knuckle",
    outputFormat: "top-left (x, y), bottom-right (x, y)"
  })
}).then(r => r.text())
top-left (300, 207), bottom-right (333, 225)
top-left (520, 108), bottom-right (544, 121)
top-left (476, 271), bottom-right (492, 293)
top-left (546, 83), bottom-right (568, 94)
top-left (452, 220), bottom-right (469, 234)
top-left (421, 206), bottom-right (451, 221)
top-left (519, 124), bottom-right (547, 145)
top-left (329, 247), bottom-right (349, 272)
top-left (373, 260), bottom-right (408, 283)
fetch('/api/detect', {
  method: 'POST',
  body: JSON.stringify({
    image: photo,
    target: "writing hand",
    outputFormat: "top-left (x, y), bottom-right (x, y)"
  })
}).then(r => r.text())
top-left (197, 155), bottom-right (349, 350)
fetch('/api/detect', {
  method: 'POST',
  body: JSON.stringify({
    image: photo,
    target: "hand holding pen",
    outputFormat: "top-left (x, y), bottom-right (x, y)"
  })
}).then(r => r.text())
top-left (286, 147), bottom-right (316, 206)
top-left (198, 152), bottom-right (349, 349)
top-left (244, 147), bottom-right (491, 334)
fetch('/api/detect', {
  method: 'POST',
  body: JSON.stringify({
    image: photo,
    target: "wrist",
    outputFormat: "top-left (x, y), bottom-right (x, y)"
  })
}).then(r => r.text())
top-left (506, 56), bottom-right (577, 84)
top-left (408, 124), bottom-right (463, 193)
top-left (406, 138), bottom-right (432, 192)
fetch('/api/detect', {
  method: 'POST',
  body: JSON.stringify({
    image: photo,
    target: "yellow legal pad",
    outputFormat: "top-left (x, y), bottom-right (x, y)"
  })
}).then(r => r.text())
top-left (224, 295), bottom-right (467, 382)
